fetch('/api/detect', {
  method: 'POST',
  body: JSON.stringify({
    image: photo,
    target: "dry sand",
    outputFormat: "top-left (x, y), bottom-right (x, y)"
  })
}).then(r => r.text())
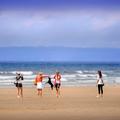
top-left (0, 85), bottom-right (120, 120)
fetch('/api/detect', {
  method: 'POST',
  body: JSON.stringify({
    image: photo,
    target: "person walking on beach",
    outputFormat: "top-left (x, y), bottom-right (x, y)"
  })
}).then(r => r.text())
top-left (54, 72), bottom-right (61, 98)
top-left (34, 72), bottom-right (48, 96)
top-left (14, 73), bottom-right (24, 98)
top-left (96, 70), bottom-right (104, 98)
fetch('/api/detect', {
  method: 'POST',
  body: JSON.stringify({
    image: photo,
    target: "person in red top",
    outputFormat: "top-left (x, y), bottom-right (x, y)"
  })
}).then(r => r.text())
top-left (54, 72), bottom-right (61, 98)
top-left (35, 72), bottom-right (48, 96)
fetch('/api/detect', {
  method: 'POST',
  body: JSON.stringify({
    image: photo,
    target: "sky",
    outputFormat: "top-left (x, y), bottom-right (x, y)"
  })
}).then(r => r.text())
top-left (0, 0), bottom-right (120, 62)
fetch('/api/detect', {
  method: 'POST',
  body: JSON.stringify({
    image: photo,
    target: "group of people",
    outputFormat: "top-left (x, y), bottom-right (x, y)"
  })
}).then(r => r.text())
top-left (14, 70), bottom-right (104, 99)
top-left (14, 72), bottom-right (61, 98)
top-left (34, 72), bottom-right (61, 97)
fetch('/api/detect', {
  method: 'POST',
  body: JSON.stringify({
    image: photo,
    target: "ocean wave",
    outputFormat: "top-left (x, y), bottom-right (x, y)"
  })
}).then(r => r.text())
top-left (77, 80), bottom-right (96, 83)
top-left (0, 76), bottom-right (15, 80)
top-left (10, 71), bottom-right (33, 75)
top-left (76, 70), bottom-right (83, 74)
top-left (62, 74), bottom-right (96, 79)
top-left (102, 74), bottom-right (107, 77)
top-left (83, 70), bottom-right (96, 73)
top-left (0, 72), bottom-right (9, 74)
top-left (0, 80), bottom-right (13, 83)
top-left (62, 74), bottom-right (76, 78)
top-left (76, 74), bottom-right (88, 77)
top-left (0, 71), bottom-right (34, 75)
top-left (61, 78), bottom-right (68, 82)
top-left (0, 75), bottom-right (36, 80)
top-left (24, 75), bottom-right (36, 79)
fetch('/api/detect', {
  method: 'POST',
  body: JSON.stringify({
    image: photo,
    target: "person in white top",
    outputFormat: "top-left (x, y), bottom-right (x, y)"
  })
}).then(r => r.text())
top-left (96, 70), bottom-right (104, 98)
top-left (54, 72), bottom-right (61, 98)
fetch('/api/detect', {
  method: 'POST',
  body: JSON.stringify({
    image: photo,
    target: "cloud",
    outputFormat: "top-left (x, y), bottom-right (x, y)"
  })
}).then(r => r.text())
top-left (0, 9), bottom-right (120, 48)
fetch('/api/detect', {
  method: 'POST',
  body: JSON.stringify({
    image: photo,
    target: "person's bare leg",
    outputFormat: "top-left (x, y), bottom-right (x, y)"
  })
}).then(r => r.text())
top-left (17, 87), bottom-right (20, 98)
top-left (56, 88), bottom-right (59, 98)
top-left (40, 89), bottom-right (42, 97)
top-left (58, 89), bottom-right (60, 96)
top-left (37, 89), bottom-right (40, 96)
top-left (20, 87), bottom-right (23, 98)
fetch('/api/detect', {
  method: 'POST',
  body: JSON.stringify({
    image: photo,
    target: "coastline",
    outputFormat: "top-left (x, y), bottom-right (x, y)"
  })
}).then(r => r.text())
top-left (0, 85), bottom-right (120, 120)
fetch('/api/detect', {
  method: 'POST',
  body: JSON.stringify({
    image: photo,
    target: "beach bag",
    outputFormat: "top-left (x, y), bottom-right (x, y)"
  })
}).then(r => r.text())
top-left (14, 81), bottom-right (18, 87)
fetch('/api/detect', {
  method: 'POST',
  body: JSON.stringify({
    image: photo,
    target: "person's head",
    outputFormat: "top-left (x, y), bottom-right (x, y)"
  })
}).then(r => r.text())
top-left (16, 73), bottom-right (20, 76)
top-left (38, 72), bottom-right (42, 76)
top-left (98, 70), bottom-right (102, 78)
top-left (56, 71), bottom-right (60, 75)
top-left (20, 73), bottom-right (23, 76)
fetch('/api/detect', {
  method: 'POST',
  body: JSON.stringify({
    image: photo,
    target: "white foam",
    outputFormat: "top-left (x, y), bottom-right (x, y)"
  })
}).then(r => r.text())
top-left (10, 71), bottom-right (33, 75)
top-left (0, 75), bottom-right (15, 80)
top-left (103, 70), bottom-right (114, 73)
top-left (76, 70), bottom-right (83, 74)
top-left (24, 75), bottom-right (36, 79)
top-left (83, 70), bottom-right (96, 73)
top-left (0, 71), bottom-right (11, 74)
top-left (76, 74), bottom-right (88, 77)
top-left (114, 77), bottom-right (120, 83)
top-left (62, 74), bottom-right (76, 78)
top-left (102, 74), bottom-right (107, 77)
top-left (61, 78), bottom-right (68, 82)
top-left (0, 79), bottom-right (13, 83)
top-left (77, 73), bottom-right (107, 77)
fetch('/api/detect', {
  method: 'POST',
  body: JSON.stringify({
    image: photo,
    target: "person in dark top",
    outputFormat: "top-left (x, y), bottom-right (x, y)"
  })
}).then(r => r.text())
top-left (45, 77), bottom-right (54, 90)
top-left (14, 73), bottom-right (24, 98)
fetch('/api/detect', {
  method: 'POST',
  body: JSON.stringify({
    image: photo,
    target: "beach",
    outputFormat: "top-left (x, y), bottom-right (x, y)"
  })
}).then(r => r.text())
top-left (0, 86), bottom-right (120, 120)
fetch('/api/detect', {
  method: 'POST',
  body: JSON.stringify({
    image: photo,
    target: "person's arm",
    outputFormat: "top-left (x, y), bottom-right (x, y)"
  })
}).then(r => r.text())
top-left (34, 76), bottom-right (37, 85)
top-left (96, 74), bottom-right (99, 85)
top-left (43, 75), bottom-right (49, 78)
top-left (54, 75), bottom-right (56, 85)
top-left (97, 80), bottom-right (99, 84)
top-left (35, 76), bottom-right (37, 83)
top-left (59, 75), bottom-right (61, 80)
top-left (21, 75), bottom-right (24, 80)
top-left (16, 76), bottom-right (18, 81)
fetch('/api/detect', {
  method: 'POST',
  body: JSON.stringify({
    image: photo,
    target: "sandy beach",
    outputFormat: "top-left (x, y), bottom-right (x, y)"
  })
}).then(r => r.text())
top-left (0, 85), bottom-right (120, 120)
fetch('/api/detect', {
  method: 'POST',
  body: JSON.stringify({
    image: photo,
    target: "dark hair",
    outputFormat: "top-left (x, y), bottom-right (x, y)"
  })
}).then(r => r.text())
top-left (98, 70), bottom-right (102, 78)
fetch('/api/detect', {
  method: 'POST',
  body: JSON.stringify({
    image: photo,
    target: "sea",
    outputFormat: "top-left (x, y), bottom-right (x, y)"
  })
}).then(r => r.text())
top-left (0, 62), bottom-right (120, 87)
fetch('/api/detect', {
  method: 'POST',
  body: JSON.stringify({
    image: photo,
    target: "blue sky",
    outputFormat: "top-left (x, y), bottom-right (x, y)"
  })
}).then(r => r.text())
top-left (0, 0), bottom-right (120, 62)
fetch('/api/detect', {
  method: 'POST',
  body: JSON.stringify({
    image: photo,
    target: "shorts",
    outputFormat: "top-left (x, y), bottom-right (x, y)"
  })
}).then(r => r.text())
top-left (55, 83), bottom-right (61, 89)
top-left (16, 83), bottom-right (22, 88)
top-left (37, 82), bottom-right (43, 89)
